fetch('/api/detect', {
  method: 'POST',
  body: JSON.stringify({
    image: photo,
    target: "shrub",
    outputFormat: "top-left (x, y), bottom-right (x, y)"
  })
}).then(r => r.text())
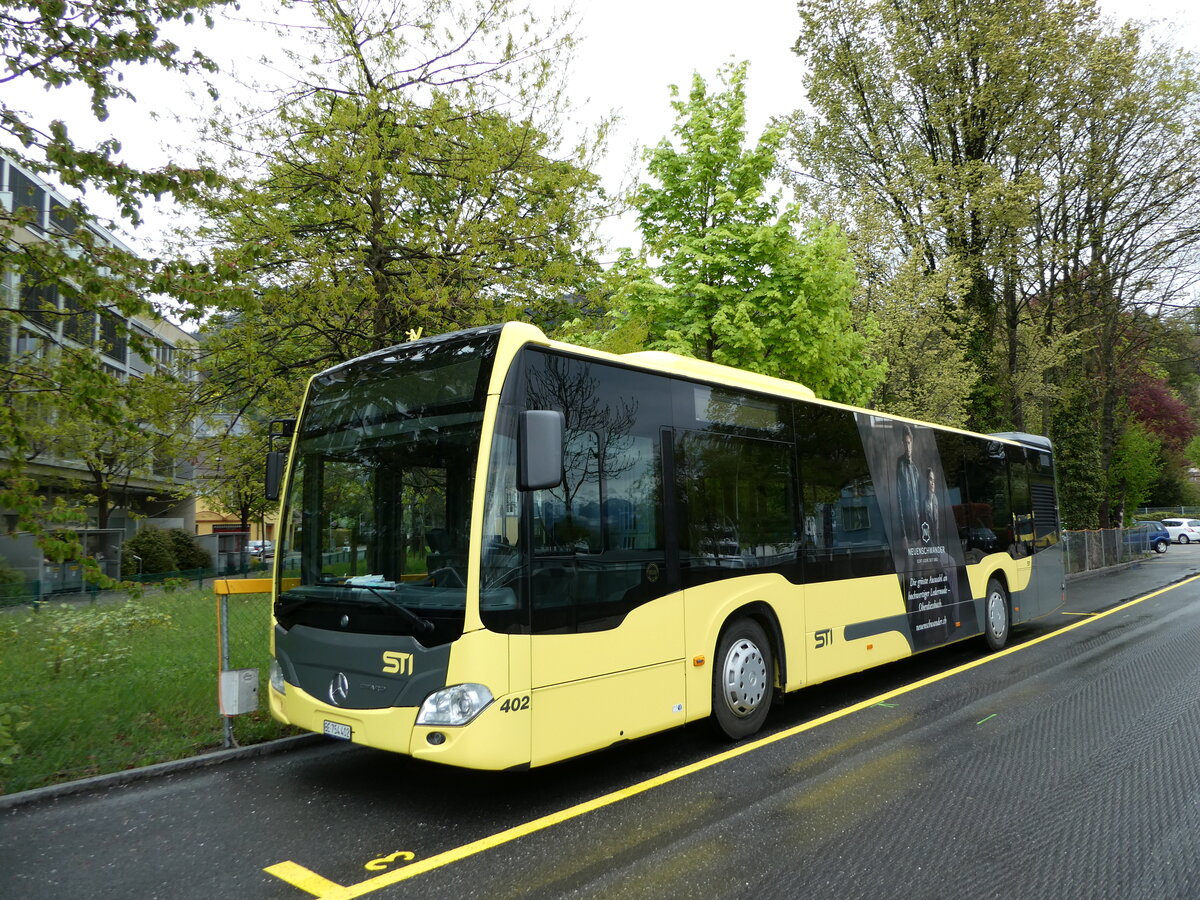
top-left (120, 527), bottom-right (177, 577)
top-left (0, 557), bottom-right (27, 606)
top-left (166, 529), bottom-right (212, 572)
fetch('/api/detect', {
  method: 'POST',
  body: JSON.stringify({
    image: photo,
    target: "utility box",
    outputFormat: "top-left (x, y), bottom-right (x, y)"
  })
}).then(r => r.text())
top-left (219, 668), bottom-right (260, 716)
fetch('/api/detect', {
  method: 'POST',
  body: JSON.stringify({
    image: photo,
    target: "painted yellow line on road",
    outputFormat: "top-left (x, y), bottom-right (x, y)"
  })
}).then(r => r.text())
top-left (264, 861), bottom-right (344, 896)
top-left (265, 574), bottom-right (1200, 899)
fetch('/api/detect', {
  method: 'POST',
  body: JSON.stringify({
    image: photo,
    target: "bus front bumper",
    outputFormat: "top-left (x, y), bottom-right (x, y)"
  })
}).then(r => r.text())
top-left (269, 682), bottom-right (531, 770)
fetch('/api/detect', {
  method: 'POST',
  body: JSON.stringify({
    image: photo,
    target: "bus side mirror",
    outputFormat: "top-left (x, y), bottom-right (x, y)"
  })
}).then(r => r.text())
top-left (265, 450), bottom-right (286, 501)
top-left (519, 410), bottom-right (564, 491)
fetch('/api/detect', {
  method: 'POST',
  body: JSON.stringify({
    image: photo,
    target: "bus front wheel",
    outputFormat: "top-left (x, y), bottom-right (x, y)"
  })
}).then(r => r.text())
top-left (712, 618), bottom-right (773, 740)
top-left (984, 578), bottom-right (1010, 651)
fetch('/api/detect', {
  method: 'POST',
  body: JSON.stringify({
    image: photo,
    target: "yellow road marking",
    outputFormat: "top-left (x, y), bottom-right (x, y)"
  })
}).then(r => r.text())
top-left (365, 852), bottom-right (415, 871)
top-left (265, 574), bottom-right (1200, 898)
top-left (264, 861), bottom-right (344, 896)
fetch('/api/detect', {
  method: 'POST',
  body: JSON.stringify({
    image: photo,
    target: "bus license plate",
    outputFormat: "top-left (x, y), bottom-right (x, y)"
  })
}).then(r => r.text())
top-left (323, 720), bottom-right (352, 741)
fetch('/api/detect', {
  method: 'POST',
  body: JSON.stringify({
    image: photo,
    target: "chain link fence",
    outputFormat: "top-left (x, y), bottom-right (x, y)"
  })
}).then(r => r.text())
top-left (0, 578), bottom-right (294, 796)
top-left (1062, 527), bottom-right (1163, 577)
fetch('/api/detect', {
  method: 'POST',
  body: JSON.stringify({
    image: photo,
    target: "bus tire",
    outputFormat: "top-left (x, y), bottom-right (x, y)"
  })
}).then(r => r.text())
top-left (712, 618), bottom-right (773, 740)
top-left (984, 577), bottom-right (1010, 651)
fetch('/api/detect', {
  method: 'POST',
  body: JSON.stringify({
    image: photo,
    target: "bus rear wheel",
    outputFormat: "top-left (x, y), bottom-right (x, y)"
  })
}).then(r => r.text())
top-left (984, 578), bottom-right (1010, 651)
top-left (712, 618), bottom-right (773, 740)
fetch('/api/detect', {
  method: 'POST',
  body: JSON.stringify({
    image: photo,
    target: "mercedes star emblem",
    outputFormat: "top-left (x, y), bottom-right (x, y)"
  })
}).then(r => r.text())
top-left (328, 672), bottom-right (350, 706)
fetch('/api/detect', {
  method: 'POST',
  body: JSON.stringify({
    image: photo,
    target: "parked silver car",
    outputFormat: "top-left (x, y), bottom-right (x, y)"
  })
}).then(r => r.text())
top-left (1161, 518), bottom-right (1200, 544)
top-left (248, 539), bottom-right (274, 558)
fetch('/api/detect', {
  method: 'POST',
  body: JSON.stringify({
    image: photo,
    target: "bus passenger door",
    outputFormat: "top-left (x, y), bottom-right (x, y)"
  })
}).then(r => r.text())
top-left (526, 425), bottom-right (685, 766)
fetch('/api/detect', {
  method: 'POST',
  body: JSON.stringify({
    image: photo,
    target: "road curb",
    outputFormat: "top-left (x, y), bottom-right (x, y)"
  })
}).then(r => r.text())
top-left (0, 733), bottom-right (324, 812)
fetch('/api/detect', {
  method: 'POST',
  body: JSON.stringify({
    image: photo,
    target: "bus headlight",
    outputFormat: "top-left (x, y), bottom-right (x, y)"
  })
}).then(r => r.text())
top-left (269, 658), bottom-right (286, 695)
top-left (416, 684), bottom-right (493, 726)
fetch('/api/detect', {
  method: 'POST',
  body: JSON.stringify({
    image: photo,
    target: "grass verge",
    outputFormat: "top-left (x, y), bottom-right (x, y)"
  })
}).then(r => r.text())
top-left (0, 587), bottom-right (297, 795)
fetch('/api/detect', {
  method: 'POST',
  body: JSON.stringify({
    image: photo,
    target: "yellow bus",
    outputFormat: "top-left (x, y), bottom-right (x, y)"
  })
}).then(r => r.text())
top-left (266, 322), bottom-right (1063, 769)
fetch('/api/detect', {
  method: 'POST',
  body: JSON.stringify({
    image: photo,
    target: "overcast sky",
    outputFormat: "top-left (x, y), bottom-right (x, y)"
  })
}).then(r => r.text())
top-left (7, 0), bottom-right (1199, 255)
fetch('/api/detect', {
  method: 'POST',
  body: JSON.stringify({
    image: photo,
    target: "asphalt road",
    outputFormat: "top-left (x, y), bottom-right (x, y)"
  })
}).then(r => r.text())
top-left (4, 552), bottom-right (1200, 899)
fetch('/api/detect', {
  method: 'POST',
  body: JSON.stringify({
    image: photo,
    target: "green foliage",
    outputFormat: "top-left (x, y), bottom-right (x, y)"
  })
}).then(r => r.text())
top-left (1, 0), bottom-right (226, 549)
top-left (1184, 434), bottom-right (1200, 469)
top-left (1052, 389), bottom-right (1106, 530)
top-left (185, 0), bottom-right (611, 417)
top-left (0, 556), bottom-right (25, 603)
top-left (859, 253), bottom-right (978, 427)
top-left (120, 528), bottom-right (177, 577)
top-left (166, 529), bottom-right (212, 571)
top-left (34, 601), bottom-right (174, 678)
top-left (0, 702), bottom-right (30, 767)
top-left (0, 588), bottom-right (292, 792)
top-left (787, 0), bottom-right (1200, 517)
top-left (629, 62), bottom-right (883, 405)
top-left (1108, 422), bottom-right (1163, 523)
top-left (195, 427), bottom-right (275, 533)
top-left (1, 0), bottom-right (226, 216)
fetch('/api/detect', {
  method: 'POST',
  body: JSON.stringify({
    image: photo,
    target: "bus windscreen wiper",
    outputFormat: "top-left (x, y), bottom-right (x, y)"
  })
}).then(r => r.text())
top-left (353, 583), bottom-right (435, 636)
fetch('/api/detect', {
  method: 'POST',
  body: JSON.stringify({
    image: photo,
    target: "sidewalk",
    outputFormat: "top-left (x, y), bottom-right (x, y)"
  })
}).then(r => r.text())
top-left (1063, 550), bottom-right (1200, 614)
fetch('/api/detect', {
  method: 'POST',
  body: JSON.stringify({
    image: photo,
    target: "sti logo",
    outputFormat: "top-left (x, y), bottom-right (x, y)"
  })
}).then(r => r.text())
top-left (381, 651), bottom-right (414, 675)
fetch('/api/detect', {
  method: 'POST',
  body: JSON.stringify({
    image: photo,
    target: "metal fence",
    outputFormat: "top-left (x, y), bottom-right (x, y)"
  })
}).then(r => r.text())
top-left (0, 559), bottom-right (271, 612)
top-left (1062, 528), bottom-right (1160, 576)
top-left (0, 579), bottom-right (293, 796)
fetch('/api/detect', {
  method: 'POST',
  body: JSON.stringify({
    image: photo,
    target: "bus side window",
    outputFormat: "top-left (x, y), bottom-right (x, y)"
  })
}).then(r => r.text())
top-left (1008, 446), bottom-right (1032, 558)
top-left (676, 431), bottom-right (798, 587)
top-left (521, 351), bottom-right (673, 634)
top-left (963, 441), bottom-right (1013, 556)
top-left (797, 405), bottom-right (893, 582)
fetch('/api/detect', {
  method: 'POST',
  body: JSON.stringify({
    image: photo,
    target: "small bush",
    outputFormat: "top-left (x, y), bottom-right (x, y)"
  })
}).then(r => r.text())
top-left (121, 527), bottom-right (177, 577)
top-left (0, 558), bottom-right (28, 606)
top-left (167, 529), bottom-right (212, 572)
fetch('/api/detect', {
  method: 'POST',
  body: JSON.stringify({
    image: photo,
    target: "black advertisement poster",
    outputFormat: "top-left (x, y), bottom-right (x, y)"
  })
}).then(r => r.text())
top-left (855, 414), bottom-right (969, 649)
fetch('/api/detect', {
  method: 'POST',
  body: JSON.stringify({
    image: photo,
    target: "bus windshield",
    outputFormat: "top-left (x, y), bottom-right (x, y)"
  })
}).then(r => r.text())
top-left (275, 328), bottom-right (499, 641)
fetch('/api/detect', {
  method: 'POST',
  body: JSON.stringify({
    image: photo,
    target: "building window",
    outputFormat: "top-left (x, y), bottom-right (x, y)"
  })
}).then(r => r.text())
top-left (48, 199), bottom-right (77, 235)
top-left (100, 311), bottom-right (127, 363)
top-left (62, 292), bottom-right (95, 346)
top-left (9, 167), bottom-right (45, 228)
top-left (19, 278), bottom-right (58, 331)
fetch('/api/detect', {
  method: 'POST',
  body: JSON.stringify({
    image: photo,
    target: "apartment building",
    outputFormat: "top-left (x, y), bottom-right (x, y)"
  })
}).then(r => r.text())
top-left (1, 151), bottom-right (199, 587)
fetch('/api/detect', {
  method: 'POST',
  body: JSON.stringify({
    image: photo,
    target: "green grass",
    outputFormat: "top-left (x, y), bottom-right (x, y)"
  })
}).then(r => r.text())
top-left (0, 587), bottom-right (298, 795)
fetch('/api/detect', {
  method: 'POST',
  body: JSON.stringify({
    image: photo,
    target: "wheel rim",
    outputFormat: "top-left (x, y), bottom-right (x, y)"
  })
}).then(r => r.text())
top-left (987, 589), bottom-right (1006, 638)
top-left (721, 637), bottom-right (768, 718)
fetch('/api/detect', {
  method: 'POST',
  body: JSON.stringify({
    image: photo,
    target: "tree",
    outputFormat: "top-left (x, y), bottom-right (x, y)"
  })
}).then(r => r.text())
top-left (1, 0), bottom-right (226, 544)
top-left (787, 0), bottom-right (1088, 426)
top-left (183, 0), bottom-right (612, 416)
top-left (198, 426), bottom-right (274, 536)
top-left (43, 372), bottom-right (196, 530)
top-left (627, 62), bottom-right (883, 405)
top-left (787, 0), bottom-right (1200, 525)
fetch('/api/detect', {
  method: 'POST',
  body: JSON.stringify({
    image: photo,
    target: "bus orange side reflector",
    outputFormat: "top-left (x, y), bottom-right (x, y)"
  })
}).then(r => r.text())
top-left (693, 656), bottom-right (706, 667)
top-left (866, 643), bottom-right (873, 650)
